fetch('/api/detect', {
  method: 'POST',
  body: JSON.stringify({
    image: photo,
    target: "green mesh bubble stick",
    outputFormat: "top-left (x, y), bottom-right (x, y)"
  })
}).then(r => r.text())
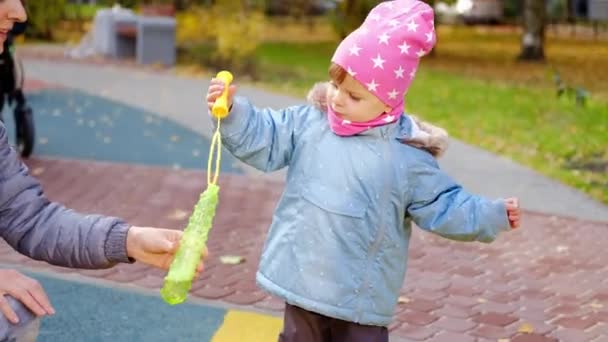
top-left (160, 71), bottom-right (233, 305)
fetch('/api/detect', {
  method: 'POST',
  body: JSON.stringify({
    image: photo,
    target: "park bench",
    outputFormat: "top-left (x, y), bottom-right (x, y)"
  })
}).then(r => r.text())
top-left (105, 4), bottom-right (176, 66)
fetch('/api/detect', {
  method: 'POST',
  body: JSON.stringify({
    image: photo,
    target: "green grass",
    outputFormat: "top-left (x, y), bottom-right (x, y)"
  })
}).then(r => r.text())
top-left (406, 69), bottom-right (607, 204)
top-left (250, 41), bottom-right (608, 204)
top-left (254, 42), bottom-right (337, 93)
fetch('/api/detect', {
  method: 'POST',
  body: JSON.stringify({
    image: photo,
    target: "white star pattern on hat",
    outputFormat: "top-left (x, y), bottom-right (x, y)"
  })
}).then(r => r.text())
top-left (406, 20), bottom-right (419, 32)
top-left (330, 0), bottom-right (437, 128)
top-left (366, 80), bottom-right (379, 92)
top-left (378, 32), bottom-right (390, 45)
top-left (398, 41), bottom-right (411, 55)
top-left (394, 66), bottom-right (405, 79)
top-left (372, 54), bottom-right (386, 69)
top-left (349, 44), bottom-right (362, 56)
top-left (388, 89), bottom-right (399, 100)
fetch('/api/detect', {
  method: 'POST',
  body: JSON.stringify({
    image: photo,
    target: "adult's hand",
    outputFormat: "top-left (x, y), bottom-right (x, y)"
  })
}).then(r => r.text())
top-left (0, 270), bottom-right (54, 324)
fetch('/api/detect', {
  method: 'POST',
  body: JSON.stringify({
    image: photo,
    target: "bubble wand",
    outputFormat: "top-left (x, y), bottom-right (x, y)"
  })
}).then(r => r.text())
top-left (160, 71), bottom-right (233, 305)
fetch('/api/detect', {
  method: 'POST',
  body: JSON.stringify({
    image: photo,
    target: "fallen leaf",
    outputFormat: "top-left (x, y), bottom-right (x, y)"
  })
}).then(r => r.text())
top-left (31, 167), bottom-right (45, 176)
top-left (518, 322), bottom-right (534, 334)
top-left (397, 296), bottom-right (410, 304)
top-left (220, 255), bottom-right (245, 265)
top-left (477, 298), bottom-right (488, 303)
top-left (590, 301), bottom-right (604, 310)
top-left (498, 339), bottom-right (510, 342)
top-left (167, 209), bottom-right (188, 220)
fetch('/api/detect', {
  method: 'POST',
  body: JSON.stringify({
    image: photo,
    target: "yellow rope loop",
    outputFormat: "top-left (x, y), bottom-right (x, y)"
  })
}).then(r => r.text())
top-left (207, 117), bottom-right (222, 185)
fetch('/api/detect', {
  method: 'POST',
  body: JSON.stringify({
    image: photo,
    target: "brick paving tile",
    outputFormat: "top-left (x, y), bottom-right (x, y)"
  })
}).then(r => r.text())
top-left (391, 323), bottom-right (439, 341)
top-left (474, 312), bottom-right (518, 327)
top-left (443, 295), bottom-right (479, 309)
top-left (223, 290), bottom-right (267, 306)
top-left (549, 327), bottom-right (600, 342)
top-left (511, 320), bottom-right (557, 335)
top-left (429, 331), bottom-right (475, 342)
top-left (547, 303), bottom-right (589, 317)
top-left (133, 275), bottom-right (165, 289)
top-left (410, 289), bottom-right (449, 302)
top-left (388, 320), bottom-right (402, 332)
top-left (434, 304), bottom-right (477, 319)
top-left (398, 309), bottom-right (439, 326)
top-left (474, 301), bottom-right (519, 315)
top-left (518, 307), bottom-right (552, 321)
top-left (469, 324), bottom-right (515, 340)
top-left (104, 269), bottom-right (148, 283)
top-left (402, 298), bottom-right (443, 312)
top-left (1, 157), bottom-right (608, 341)
top-left (433, 316), bottom-right (477, 333)
top-left (253, 297), bottom-right (285, 313)
top-left (191, 286), bottom-right (236, 300)
top-left (485, 291), bottom-right (521, 304)
top-left (77, 268), bottom-right (119, 278)
top-left (590, 311), bottom-right (608, 323)
top-left (552, 316), bottom-right (598, 330)
top-left (511, 334), bottom-right (558, 342)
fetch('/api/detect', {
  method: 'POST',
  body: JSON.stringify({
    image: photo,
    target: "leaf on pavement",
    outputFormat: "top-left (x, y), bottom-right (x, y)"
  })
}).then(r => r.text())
top-left (220, 255), bottom-right (245, 265)
top-left (518, 322), bottom-right (534, 334)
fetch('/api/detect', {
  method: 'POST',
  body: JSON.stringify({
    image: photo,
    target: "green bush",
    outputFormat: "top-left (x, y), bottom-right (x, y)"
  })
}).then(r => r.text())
top-left (25, 0), bottom-right (67, 39)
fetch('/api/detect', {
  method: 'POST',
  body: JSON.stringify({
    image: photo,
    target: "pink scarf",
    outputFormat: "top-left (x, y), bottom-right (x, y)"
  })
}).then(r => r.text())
top-left (326, 104), bottom-right (401, 136)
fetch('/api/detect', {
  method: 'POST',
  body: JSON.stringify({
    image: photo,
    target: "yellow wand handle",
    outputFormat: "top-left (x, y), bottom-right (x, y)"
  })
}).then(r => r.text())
top-left (211, 71), bottom-right (234, 119)
top-left (207, 71), bottom-right (233, 185)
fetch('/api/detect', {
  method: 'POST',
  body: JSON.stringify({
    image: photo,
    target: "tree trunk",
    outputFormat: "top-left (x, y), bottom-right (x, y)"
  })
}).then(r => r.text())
top-left (518, 0), bottom-right (546, 61)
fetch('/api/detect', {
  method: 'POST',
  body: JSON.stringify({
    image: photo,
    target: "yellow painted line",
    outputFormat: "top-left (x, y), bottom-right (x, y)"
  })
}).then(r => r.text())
top-left (211, 310), bottom-right (283, 342)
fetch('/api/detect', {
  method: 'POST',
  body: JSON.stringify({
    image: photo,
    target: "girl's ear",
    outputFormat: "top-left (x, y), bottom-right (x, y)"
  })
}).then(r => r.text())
top-left (384, 105), bottom-right (392, 113)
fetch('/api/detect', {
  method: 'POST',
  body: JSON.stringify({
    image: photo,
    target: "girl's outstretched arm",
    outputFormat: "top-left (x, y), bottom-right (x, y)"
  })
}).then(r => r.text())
top-left (405, 148), bottom-right (513, 242)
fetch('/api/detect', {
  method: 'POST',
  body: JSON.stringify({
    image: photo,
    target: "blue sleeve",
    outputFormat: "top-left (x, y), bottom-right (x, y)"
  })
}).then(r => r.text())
top-left (212, 96), bottom-right (305, 172)
top-left (0, 123), bottom-right (131, 268)
top-left (405, 151), bottom-right (510, 243)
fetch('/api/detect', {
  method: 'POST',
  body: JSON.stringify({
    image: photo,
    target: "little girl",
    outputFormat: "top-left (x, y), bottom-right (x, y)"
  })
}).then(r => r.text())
top-left (206, 1), bottom-right (520, 341)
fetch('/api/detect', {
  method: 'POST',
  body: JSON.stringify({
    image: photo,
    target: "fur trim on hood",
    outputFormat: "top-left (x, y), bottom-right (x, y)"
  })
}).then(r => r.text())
top-left (307, 82), bottom-right (448, 158)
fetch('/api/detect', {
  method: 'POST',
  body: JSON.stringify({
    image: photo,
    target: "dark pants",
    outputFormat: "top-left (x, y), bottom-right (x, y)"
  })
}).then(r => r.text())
top-left (278, 304), bottom-right (389, 342)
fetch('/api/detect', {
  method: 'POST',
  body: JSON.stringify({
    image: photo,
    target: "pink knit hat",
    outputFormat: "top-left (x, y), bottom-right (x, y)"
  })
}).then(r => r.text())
top-left (331, 0), bottom-right (436, 115)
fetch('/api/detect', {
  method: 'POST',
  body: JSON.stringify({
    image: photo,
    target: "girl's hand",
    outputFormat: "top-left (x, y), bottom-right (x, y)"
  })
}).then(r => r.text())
top-left (206, 78), bottom-right (237, 113)
top-left (504, 198), bottom-right (520, 229)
